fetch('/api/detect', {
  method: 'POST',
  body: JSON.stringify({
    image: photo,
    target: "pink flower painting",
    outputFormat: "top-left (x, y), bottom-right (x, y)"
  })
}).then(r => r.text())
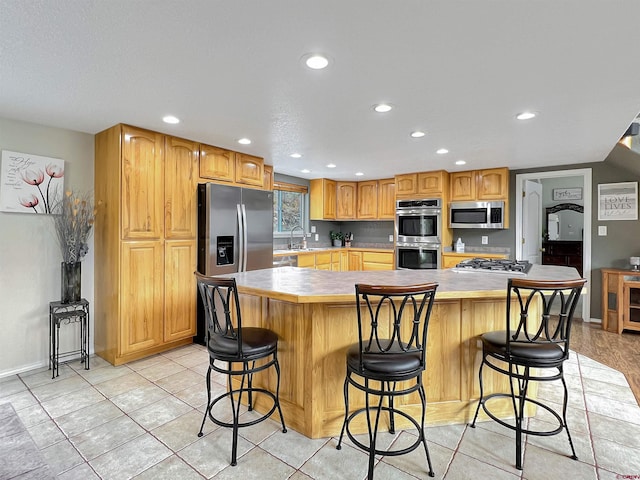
top-left (0, 150), bottom-right (65, 214)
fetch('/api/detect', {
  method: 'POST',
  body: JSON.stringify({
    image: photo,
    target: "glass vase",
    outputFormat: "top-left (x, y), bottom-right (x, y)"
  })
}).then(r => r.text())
top-left (61, 262), bottom-right (81, 304)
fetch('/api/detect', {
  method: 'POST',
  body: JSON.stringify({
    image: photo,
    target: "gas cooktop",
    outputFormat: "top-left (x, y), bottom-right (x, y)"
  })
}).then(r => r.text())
top-left (451, 258), bottom-right (532, 275)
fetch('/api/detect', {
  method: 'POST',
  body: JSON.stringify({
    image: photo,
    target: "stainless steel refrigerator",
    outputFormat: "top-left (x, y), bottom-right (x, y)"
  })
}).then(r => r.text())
top-left (195, 183), bottom-right (273, 343)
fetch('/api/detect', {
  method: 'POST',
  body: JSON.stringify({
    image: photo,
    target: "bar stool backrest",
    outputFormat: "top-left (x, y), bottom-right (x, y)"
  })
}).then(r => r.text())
top-left (506, 277), bottom-right (586, 361)
top-left (195, 272), bottom-right (243, 358)
top-left (355, 283), bottom-right (438, 372)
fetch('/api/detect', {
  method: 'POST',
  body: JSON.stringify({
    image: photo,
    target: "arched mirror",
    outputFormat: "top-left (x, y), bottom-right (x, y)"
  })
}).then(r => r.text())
top-left (546, 203), bottom-right (584, 240)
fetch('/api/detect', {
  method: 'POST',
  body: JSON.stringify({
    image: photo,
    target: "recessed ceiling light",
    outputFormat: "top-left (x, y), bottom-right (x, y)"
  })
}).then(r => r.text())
top-left (410, 131), bottom-right (425, 138)
top-left (162, 115), bottom-right (180, 124)
top-left (355, 172), bottom-right (364, 176)
top-left (516, 111), bottom-right (537, 120)
top-left (304, 54), bottom-right (329, 70)
top-left (237, 138), bottom-right (252, 145)
top-left (373, 104), bottom-right (393, 113)
top-left (326, 163), bottom-right (336, 168)
top-left (290, 153), bottom-right (302, 159)
top-left (301, 169), bottom-right (311, 173)
top-left (436, 148), bottom-right (449, 154)
top-left (455, 160), bottom-right (466, 165)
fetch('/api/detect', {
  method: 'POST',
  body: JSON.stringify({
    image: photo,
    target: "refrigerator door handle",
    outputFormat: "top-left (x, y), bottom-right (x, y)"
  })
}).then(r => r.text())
top-left (240, 203), bottom-right (248, 272)
top-left (237, 204), bottom-right (244, 272)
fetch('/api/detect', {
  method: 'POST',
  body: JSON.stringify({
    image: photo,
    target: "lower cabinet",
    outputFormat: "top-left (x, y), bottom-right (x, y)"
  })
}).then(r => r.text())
top-left (295, 249), bottom-right (393, 271)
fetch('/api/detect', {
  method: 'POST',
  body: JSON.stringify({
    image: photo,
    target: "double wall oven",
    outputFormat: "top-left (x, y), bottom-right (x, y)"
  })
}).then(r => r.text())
top-left (395, 198), bottom-right (441, 269)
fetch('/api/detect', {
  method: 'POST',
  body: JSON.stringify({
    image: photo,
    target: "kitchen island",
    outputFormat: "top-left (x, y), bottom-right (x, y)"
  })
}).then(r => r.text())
top-left (224, 265), bottom-right (582, 438)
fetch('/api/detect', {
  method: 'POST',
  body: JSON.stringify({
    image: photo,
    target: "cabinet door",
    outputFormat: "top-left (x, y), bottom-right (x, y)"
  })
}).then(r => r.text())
top-left (120, 241), bottom-right (164, 355)
top-left (348, 251), bottom-right (363, 271)
top-left (263, 164), bottom-right (274, 191)
top-left (235, 153), bottom-right (264, 186)
top-left (121, 126), bottom-right (164, 239)
top-left (310, 179), bottom-right (337, 220)
top-left (165, 137), bottom-right (198, 239)
top-left (417, 170), bottom-right (447, 196)
top-left (395, 173), bottom-right (417, 197)
top-left (377, 179), bottom-right (396, 219)
top-left (297, 253), bottom-right (315, 268)
top-left (478, 167), bottom-right (509, 200)
top-left (199, 144), bottom-right (235, 182)
top-left (450, 171), bottom-right (476, 201)
top-left (362, 251), bottom-right (394, 270)
top-left (164, 240), bottom-right (196, 342)
top-left (357, 181), bottom-right (378, 219)
top-left (337, 182), bottom-right (357, 219)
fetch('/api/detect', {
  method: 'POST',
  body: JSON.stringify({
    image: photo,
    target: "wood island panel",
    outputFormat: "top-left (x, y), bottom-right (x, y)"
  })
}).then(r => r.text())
top-left (226, 265), bottom-right (580, 438)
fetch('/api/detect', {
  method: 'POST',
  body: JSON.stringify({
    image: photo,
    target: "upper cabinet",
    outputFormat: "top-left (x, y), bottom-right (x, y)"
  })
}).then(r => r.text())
top-left (378, 178), bottom-right (396, 219)
top-left (263, 164), bottom-right (274, 191)
top-left (199, 145), bottom-right (235, 182)
top-left (310, 178), bottom-right (337, 220)
top-left (121, 126), bottom-right (164, 240)
top-left (235, 152), bottom-right (264, 186)
top-left (336, 182), bottom-right (357, 219)
top-left (357, 181), bottom-right (378, 219)
top-left (164, 136), bottom-right (198, 239)
top-left (395, 170), bottom-right (448, 199)
top-left (450, 167), bottom-right (508, 202)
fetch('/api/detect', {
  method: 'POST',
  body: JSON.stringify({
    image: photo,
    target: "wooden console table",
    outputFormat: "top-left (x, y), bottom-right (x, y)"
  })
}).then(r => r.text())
top-left (601, 268), bottom-right (640, 333)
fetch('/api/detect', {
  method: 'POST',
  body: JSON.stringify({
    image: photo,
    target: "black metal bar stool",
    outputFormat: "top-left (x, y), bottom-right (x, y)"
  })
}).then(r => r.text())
top-left (336, 282), bottom-right (438, 479)
top-left (195, 272), bottom-right (287, 466)
top-left (470, 277), bottom-right (586, 470)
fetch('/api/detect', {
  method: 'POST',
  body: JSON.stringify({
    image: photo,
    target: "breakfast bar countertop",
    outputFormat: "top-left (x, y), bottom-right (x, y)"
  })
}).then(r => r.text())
top-left (226, 264), bottom-right (582, 304)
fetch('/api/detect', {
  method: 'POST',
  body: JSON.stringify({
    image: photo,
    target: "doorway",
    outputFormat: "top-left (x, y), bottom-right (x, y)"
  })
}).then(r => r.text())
top-left (515, 169), bottom-right (592, 321)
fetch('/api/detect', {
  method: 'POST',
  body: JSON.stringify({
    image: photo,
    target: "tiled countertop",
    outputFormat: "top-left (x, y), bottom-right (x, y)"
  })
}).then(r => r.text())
top-left (225, 265), bottom-right (582, 303)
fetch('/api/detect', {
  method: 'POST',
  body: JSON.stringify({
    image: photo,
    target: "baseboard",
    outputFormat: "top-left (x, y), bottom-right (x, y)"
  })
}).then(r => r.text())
top-left (0, 360), bottom-right (48, 380)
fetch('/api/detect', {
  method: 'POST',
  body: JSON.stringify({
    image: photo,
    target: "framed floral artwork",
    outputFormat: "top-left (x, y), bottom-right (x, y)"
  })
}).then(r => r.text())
top-left (0, 150), bottom-right (64, 214)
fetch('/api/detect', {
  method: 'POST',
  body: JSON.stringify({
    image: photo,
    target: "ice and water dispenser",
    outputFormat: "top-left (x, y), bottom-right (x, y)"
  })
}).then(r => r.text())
top-left (216, 236), bottom-right (234, 266)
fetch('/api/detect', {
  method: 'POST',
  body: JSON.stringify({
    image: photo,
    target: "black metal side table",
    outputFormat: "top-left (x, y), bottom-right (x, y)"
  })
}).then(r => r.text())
top-left (49, 299), bottom-right (90, 379)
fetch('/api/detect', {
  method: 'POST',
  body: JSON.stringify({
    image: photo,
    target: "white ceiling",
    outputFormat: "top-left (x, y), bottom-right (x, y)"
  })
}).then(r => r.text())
top-left (2, 0), bottom-right (640, 181)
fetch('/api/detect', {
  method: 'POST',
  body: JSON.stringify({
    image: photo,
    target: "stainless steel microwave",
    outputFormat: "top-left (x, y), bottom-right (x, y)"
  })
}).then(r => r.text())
top-left (449, 201), bottom-right (505, 229)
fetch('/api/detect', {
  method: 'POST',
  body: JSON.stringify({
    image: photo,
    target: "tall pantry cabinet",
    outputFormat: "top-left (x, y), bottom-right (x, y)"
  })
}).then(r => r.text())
top-left (94, 124), bottom-right (197, 365)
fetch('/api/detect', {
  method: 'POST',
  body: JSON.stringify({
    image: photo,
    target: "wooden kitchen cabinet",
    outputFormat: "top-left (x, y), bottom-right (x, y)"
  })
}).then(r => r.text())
top-left (336, 182), bottom-right (357, 219)
top-left (477, 168), bottom-right (509, 200)
top-left (417, 170), bottom-right (448, 197)
top-left (165, 136), bottom-right (199, 239)
top-left (377, 178), bottom-right (396, 219)
top-left (310, 178), bottom-right (337, 220)
top-left (450, 168), bottom-right (509, 202)
top-left (395, 170), bottom-right (448, 199)
top-left (95, 124), bottom-right (196, 366)
top-left (601, 269), bottom-right (640, 334)
top-left (121, 127), bottom-right (164, 240)
top-left (395, 173), bottom-right (418, 197)
top-left (348, 251), bottom-right (363, 271)
top-left (235, 152), bottom-right (264, 186)
top-left (199, 144), bottom-right (235, 182)
top-left (263, 164), bottom-right (273, 191)
top-left (441, 252), bottom-right (508, 269)
top-left (357, 180), bottom-right (378, 219)
top-left (119, 241), bottom-right (164, 355)
top-left (450, 171), bottom-right (477, 201)
top-left (362, 251), bottom-right (394, 270)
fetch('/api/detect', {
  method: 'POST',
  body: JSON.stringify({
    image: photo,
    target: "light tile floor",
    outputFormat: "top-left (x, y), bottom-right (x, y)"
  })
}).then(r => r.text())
top-left (1, 344), bottom-right (639, 479)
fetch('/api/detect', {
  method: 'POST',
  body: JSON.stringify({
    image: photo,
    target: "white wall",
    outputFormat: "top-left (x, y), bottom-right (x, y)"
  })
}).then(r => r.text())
top-left (0, 117), bottom-right (94, 377)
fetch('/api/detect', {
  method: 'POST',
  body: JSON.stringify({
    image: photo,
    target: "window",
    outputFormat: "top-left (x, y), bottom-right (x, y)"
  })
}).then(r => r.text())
top-left (273, 181), bottom-right (308, 235)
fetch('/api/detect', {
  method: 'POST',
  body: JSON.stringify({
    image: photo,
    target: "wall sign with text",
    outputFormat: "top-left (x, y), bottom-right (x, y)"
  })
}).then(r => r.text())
top-left (597, 182), bottom-right (638, 221)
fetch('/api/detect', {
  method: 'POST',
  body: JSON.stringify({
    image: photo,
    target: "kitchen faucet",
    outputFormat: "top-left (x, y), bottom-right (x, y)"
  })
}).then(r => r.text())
top-left (289, 225), bottom-right (306, 250)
